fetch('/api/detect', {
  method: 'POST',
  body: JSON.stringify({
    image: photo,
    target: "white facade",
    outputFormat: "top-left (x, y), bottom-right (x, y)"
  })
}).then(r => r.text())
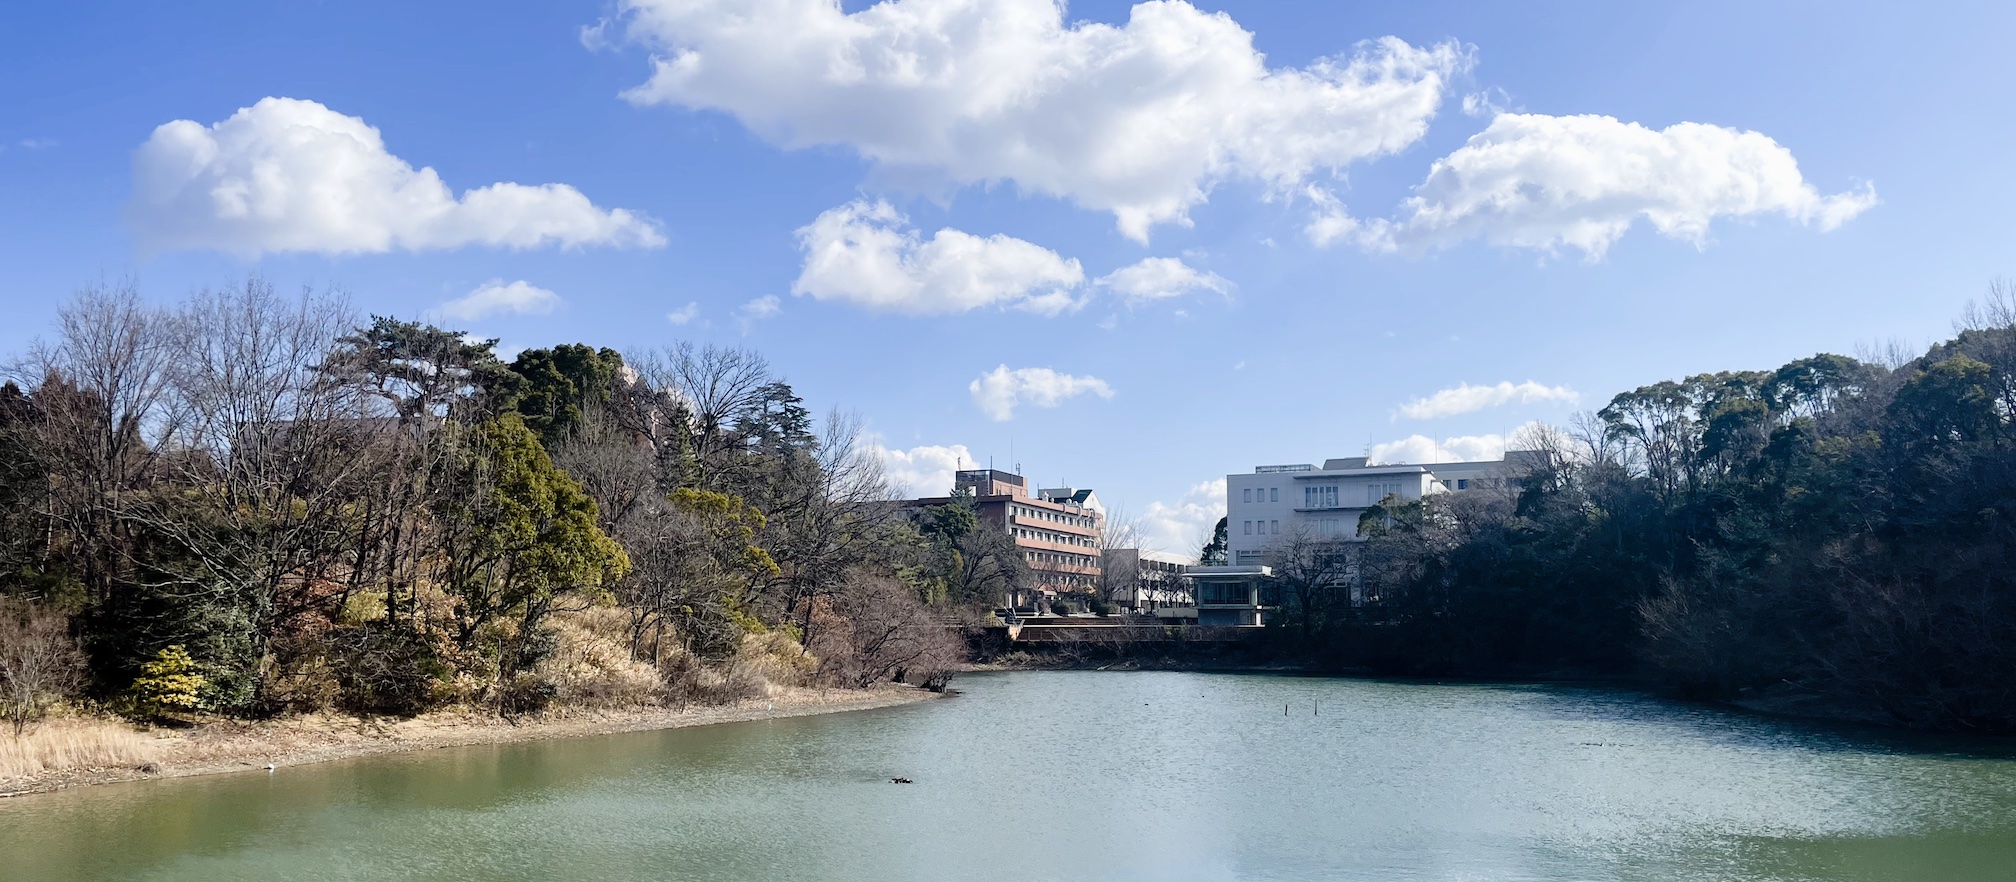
top-left (1223, 454), bottom-right (1526, 565)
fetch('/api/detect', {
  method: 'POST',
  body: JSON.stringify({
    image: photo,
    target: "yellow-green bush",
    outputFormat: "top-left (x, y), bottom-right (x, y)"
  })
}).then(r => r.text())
top-left (127, 645), bottom-right (207, 719)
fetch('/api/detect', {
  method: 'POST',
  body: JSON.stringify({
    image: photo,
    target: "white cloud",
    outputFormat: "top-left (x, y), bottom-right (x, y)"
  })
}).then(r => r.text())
top-left (129, 97), bottom-right (666, 256)
top-left (665, 302), bottom-right (700, 325)
top-left (735, 295), bottom-right (781, 329)
top-left (792, 200), bottom-right (1084, 315)
top-left (791, 200), bottom-right (1230, 316)
top-left (968, 365), bottom-right (1114, 421)
top-left (1459, 86), bottom-right (1512, 118)
top-left (1397, 380), bottom-right (1579, 420)
top-left (610, 0), bottom-right (1466, 242)
top-left (1140, 478), bottom-right (1225, 556)
top-left (870, 441), bottom-right (976, 498)
top-left (1095, 257), bottom-right (1231, 305)
top-left (1303, 185), bottom-right (1386, 248)
top-left (1371, 113), bottom-right (1876, 257)
top-left (1368, 421), bottom-right (1548, 464)
top-left (438, 279), bottom-right (563, 321)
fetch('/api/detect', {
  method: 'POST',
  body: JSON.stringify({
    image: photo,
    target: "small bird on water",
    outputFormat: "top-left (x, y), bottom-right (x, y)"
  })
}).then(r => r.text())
top-left (890, 777), bottom-right (913, 784)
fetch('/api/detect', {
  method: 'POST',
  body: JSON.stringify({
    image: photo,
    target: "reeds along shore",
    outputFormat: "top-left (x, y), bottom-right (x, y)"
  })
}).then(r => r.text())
top-left (1, 717), bottom-right (160, 783)
top-left (2, 684), bottom-right (939, 798)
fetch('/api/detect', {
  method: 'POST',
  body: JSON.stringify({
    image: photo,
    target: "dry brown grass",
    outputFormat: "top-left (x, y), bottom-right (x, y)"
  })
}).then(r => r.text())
top-left (0, 716), bottom-right (161, 783)
top-left (534, 607), bottom-right (661, 708)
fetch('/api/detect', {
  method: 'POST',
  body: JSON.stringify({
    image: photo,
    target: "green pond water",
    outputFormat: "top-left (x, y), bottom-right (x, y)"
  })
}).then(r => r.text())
top-left (4, 671), bottom-right (2016, 881)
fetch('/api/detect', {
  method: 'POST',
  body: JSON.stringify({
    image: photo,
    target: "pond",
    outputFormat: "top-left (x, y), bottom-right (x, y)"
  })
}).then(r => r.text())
top-left (4, 671), bottom-right (2015, 881)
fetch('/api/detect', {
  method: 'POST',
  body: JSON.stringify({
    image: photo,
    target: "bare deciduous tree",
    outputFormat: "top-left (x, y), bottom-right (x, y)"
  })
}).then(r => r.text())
top-left (7, 282), bottom-right (178, 604)
top-left (811, 573), bottom-right (961, 688)
top-left (132, 280), bottom-right (369, 677)
top-left (0, 598), bottom-right (85, 735)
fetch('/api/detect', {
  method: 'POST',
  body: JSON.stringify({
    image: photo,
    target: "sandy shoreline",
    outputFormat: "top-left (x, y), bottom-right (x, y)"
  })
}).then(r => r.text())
top-left (2, 684), bottom-right (942, 799)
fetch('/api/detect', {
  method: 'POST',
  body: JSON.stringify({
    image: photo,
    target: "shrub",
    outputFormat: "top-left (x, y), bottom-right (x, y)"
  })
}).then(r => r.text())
top-left (498, 673), bottom-right (555, 717)
top-left (660, 651), bottom-right (765, 706)
top-left (326, 626), bottom-right (449, 717)
top-left (127, 645), bottom-right (207, 720)
top-left (1049, 600), bottom-right (1071, 617)
top-left (0, 597), bottom-right (85, 735)
top-left (810, 574), bottom-right (963, 688)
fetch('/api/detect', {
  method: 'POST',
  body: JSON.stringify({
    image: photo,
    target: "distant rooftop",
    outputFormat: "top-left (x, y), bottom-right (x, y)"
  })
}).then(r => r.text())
top-left (1253, 451), bottom-right (1540, 475)
top-left (955, 468), bottom-right (1024, 485)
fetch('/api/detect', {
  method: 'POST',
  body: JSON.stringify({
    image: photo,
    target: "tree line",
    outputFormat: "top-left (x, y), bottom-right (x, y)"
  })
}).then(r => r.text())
top-left (1264, 287), bottom-right (2016, 732)
top-left (0, 279), bottom-right (1012, 730)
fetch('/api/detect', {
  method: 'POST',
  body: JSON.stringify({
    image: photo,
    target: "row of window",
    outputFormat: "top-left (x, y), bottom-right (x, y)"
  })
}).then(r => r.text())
top-left (1243, 519), bottom-right (1279, 536)
top-left (1249, 482), bottom-right (1414, 509)
top-left (1013, 527), bottom-right (1094, 547)
top-left (1011, 504), bottom-right (1095, 530)
top-left (1024, 550), bottom-right (1097, 569)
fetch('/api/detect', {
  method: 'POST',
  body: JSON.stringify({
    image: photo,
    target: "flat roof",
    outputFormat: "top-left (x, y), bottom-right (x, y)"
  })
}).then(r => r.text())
top-left (1290, 464), bottom-right (1430, 478)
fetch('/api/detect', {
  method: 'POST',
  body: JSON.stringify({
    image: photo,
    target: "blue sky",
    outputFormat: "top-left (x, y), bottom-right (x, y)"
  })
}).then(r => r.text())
top-left (4, 1), bottom-right (2014, 552)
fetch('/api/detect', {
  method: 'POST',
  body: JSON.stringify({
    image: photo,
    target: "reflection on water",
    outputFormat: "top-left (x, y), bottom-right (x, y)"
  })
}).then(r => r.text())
top-left (4, 671), bottom-right (2015, 881)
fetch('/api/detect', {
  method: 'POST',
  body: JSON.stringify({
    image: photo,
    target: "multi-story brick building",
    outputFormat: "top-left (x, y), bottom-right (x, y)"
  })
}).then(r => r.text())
top-left (903, 468), bottom-right (1104, 609)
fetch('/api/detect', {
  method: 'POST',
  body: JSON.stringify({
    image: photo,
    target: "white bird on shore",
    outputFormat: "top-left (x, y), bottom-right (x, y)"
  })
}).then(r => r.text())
top-left (265, 763), bottom-right (276, 772)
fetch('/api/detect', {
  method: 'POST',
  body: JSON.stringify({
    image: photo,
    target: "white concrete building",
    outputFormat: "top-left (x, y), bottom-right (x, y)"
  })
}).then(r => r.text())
top-left (1224, 454), bottom-right (1532, 565)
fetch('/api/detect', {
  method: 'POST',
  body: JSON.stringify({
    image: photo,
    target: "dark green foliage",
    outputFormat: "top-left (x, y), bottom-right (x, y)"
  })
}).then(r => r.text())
top-left (1199, 517), bottom-right (1228, 566)
top-left (511, 345), bottom-right (624, 447)
top-left (1327, 322), bottom-right (2016, 731)
top-left (6, 285), bottom-right (963, 723)
top-left (322, 316), bottom-right (521, 421)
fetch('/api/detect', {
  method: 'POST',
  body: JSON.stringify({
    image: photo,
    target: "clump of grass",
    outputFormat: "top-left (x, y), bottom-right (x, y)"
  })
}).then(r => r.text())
top-left (0, 716), bottom-right (161, 782)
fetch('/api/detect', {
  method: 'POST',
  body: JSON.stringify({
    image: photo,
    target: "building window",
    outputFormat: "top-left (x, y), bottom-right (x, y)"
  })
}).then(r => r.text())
top-left (1242, 488), bottom-right (1252, 503)
top-left (1269, 487), bottom-right (1278, 502)
top-left (1243, 520), bottom-right (1252, 535)
top-left (1270, 520), bottom-right (1279, 534)
top-left (1456, 479), bottom-right (1469, 489)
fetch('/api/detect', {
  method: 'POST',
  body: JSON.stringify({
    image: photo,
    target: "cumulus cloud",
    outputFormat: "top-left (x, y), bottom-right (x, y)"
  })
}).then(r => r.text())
top-left (438, 279), bottom-right (563, 321)
top-left (1095, 257), bottom-right (1231, 305)
top-left (610, 0), bottom-right (1466, 242)
top-left (1370, 113), bottom-right (1876, 257)
top-left (793, 200), bottom-right (1085, 315)
top-left (1368, 421), bottom-right (1549, 465)
top-left (129, 97), bottom-right (666, 256)
top-left (969, 365), bottom-right (1114, 421)
top-left (1140, 478), bottom-right (1226, 556)
top-left (870, 441), bottom-right (976, 497)
top-left (1397, 380), bottom-right (1579, 420)
top-left (665, 302), bottom-right (700, 325)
